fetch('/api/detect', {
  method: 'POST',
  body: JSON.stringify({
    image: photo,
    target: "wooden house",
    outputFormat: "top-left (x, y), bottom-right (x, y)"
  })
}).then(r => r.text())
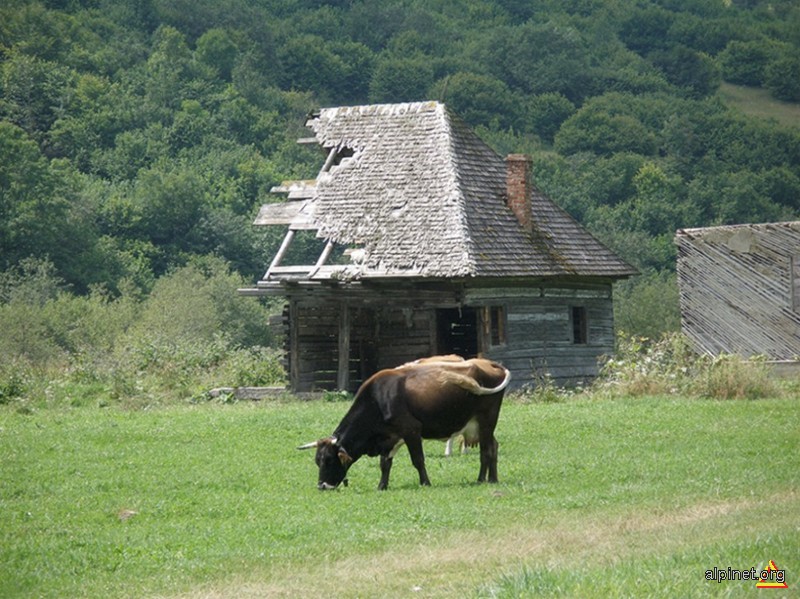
top-left (676, 222), bottom-right (800, 359)
top-left (240, 102), bottom-right (636, 392)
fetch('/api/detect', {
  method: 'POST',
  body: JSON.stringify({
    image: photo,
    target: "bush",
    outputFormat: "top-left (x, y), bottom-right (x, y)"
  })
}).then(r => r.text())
top-left (764, 53), bottom-right (800, 102)
top-left (597, 333), bottom-right (781, 400)
top-left (0, 362), bottom-right (30, 405)
top-left (691, 354), bottom-right (778, 400)
top-left (0, 256), bottom-right (283, 408)
top-left (719, 40), bottom-right (773, 86)
top-left (219, 346), bottom-right (286, 388)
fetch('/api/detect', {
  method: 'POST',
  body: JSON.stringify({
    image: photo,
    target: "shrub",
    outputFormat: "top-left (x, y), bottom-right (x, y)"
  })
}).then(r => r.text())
top-left (691, 354), bottom-right (778, 400)
top-left (597, 332), bottom-right (781, 399)
top-left (0, 362), bottom-right (29, 404)
top-left (613, 271), bottom-right (681, 341)
top-left (215, 345), bottom-right (286, 388)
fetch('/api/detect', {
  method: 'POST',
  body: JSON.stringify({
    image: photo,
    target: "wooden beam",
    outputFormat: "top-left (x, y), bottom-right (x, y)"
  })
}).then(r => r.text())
top-left (265, 229), bottom-right (295, 278)
top-left (307, 239), bottom-right (335, 279)
top-left (337, 303), bottom-right (351, 391)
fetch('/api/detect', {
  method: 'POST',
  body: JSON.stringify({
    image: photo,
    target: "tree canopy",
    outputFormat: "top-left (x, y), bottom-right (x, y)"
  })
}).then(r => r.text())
top-left (1, 0), bottom-right (798, 306)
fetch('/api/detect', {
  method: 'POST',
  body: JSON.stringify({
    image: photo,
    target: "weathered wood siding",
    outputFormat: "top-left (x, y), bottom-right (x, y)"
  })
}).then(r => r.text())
top-left (676, 222), bottom-right (800, 359)
top-left (284, 281), bottom-right (615, 392)
top-left (287, 296), bottom-right (446, 392)
top-left (466, 284), bottom-right (614, 387)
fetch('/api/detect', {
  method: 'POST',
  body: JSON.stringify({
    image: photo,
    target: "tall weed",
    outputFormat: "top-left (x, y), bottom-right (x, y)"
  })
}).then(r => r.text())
top-left (597, 332), bottom-right (781, 399)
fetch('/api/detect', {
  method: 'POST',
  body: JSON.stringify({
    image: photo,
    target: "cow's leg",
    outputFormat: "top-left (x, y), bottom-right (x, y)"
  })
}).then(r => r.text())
top-left (478, 435), bottom-right (499, 483)
top-left (405, 435), bottom-right (431, 486)
top-left (378, 455), bottom-right (393, 490)
top-left (477, 402), bottom-right (502, 483)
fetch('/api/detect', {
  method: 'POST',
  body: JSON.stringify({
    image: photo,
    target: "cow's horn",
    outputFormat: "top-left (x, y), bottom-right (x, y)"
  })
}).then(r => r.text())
top-left (297, 441), bottom-right (319, 450)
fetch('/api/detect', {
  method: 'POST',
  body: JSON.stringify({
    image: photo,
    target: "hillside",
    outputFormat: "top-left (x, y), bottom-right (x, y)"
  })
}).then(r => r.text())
top-left (1, 0), bottom-right (800, 343)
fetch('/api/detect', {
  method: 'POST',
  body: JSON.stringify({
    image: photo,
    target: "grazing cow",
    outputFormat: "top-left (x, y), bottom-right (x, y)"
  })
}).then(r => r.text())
top-left (298, 355), bottom-right (511, 490)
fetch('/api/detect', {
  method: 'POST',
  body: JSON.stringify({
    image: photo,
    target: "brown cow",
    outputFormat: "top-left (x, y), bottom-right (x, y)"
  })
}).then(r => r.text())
top-left (299, 356), bottom-right (511, 490)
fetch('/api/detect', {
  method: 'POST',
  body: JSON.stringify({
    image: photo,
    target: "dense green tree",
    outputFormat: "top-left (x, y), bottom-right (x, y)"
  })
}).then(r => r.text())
top-left (0, 51), bottom-right (76, 153)
top-left (613, 271), bottom-right (681, 339)
top-left (649, 45), bottom-right (721, 98)
top-left (764, 52), bottom-right (800, 102)
top-left (368, 54), bottom-right (434, 103)
top-left (628, 162), bottom-right (695, 235)
top-left (555, 106), bottom-right (657, 156)
top-left (196, 28), bottom-right (239, 82)
top-left (526, 93), bottom-right (575, 143)
top-left (719, 39), bottom-right (774, 86)
top-left (433, 71), bottom-right (519, 130)
top-left (479, 20), bottom-right (598, 103)
top-left (666, 11), bottom-right (736, 55)
top-left (619, 5), bottom-right (675, 55)
top-left (143, 25), bottom-right (195, 111)
top-left (0, 122), bottom-right (67, 268)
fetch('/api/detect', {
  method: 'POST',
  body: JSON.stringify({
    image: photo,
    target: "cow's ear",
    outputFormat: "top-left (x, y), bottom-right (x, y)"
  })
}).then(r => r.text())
top-left (338, 448), bottom-right (353, 467)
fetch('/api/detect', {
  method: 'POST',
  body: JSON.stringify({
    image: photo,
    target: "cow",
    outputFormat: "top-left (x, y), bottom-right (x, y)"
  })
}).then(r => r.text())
top-left (298, 355), bottom-right (511, 490)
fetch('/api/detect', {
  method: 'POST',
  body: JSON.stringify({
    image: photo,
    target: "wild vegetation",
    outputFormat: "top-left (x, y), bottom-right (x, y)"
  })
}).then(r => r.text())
top-left (2, 0), bottom-right (799, 403)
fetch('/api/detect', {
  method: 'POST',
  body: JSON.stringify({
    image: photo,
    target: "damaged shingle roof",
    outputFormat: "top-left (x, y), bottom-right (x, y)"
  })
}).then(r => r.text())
top-left (266, 101), bottom-right (636, 280)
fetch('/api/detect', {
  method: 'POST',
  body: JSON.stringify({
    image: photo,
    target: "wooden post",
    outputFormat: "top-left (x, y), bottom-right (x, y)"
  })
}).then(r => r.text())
top-left (289, 300), bottom-right (299, 392)
top-left (337, 302), bottom-right (350, 391)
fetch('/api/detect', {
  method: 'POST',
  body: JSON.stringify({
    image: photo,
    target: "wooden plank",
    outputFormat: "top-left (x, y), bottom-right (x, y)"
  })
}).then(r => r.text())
top-left (289, 301), bottom-right (299, 392)
top-left (337, 304), bottom-right (350, 391)
top-left (253, 200), bottom-right (307, 225)
top-left (676, 223), bottom-right (800, 359)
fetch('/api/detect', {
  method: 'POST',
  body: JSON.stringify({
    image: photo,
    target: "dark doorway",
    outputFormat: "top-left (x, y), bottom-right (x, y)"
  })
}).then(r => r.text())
top-left (436, 307), bottom-right (478, 357)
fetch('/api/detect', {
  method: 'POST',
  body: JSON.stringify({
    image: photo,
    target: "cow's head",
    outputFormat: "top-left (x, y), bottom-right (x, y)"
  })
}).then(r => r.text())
top-left (298, 437), bottom-right (352, 490)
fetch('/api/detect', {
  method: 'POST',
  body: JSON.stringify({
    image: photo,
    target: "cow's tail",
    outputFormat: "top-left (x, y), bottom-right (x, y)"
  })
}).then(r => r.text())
top-left (474, 366), bottom-right (512, 395)
top-left (440, 365), bottom-right (511, 396)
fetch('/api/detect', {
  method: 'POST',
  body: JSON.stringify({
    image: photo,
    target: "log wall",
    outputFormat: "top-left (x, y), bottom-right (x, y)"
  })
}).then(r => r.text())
top-left (284, 280), bottom-right (615, 392)
top-left (465, 284), bottom-right (614, 388)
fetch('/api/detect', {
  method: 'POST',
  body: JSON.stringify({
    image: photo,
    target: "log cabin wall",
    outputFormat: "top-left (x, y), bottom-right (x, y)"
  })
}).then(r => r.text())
top-left (283, 280), bottom-right (614, 392)
top-left (285, 287), bottom-right (457, 392)
top-left (466, 283), bottom-right (614, 388)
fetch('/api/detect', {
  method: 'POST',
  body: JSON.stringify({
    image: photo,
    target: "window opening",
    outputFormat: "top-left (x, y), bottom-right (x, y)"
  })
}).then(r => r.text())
top-left (572, 306), bottom-right (587, 345)
top-left (332, 146), bottom-right (354, 166)
top-left (487, 306), bottom-right (506, 346)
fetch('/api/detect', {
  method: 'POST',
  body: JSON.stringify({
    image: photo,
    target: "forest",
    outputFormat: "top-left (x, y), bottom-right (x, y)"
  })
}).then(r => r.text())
top-left (1, 0), bottom-right (799, 402)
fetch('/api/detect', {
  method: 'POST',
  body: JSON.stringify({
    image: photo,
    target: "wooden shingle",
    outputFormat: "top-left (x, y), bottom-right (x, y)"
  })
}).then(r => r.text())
top-left (264, 101), bottom-right (635, 281)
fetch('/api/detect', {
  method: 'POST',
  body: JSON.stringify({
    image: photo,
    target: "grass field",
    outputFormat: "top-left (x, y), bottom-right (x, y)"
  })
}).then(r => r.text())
top-left (1, 395), bottom-right (797, 598)
top-left (719, 82), bottom-right (800, 128)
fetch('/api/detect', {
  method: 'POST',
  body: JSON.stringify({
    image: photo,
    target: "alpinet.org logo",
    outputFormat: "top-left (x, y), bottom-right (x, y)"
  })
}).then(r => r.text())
top-left (705, 560), bottom-right (788, 589)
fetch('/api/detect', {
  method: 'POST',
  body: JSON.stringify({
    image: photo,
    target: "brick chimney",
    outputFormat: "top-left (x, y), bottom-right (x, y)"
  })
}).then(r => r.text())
top-left (505, 154), bottom-right (532, 232)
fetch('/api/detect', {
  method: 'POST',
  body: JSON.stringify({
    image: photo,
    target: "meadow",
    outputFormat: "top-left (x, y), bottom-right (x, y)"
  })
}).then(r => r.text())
top-left (1, 393), bottom-right (797, 598)
top-left (719, 82), bottom-right (800, 128)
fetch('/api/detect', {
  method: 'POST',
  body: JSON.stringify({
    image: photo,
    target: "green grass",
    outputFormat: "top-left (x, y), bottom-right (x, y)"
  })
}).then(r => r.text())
top-left (719, 82), bottom-right (800, 128)
top-left (1, 396), bottom-right (797, 598)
